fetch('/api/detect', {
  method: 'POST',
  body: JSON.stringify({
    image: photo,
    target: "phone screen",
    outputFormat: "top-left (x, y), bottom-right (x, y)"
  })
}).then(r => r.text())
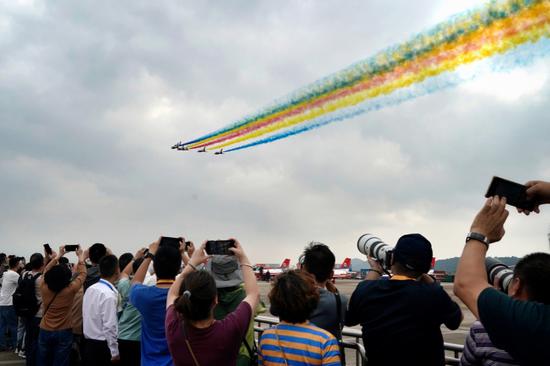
top-left (159, 237), bottom-right (182, 249)
top-left (43, 244), bottom-right (52, 255)
top-left (65, 245), bottom-right (79, 252)
top-left (485, 176), bottom-right (535, 210)
top-left (205, 240), bottom-right (235, 255)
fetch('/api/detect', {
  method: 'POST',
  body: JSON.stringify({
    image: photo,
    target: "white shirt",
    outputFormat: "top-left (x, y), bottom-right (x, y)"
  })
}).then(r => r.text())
top-left (144, 273), bottom-right (157, 286)
top-left (82, 279), bottom-right (119, 358)
top-left (0, 270), bottom-right (20, 306)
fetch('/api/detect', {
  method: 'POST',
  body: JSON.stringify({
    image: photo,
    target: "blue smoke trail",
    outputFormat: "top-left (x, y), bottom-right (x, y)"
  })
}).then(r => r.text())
top-left (225, 38), bottom-right (550, 153)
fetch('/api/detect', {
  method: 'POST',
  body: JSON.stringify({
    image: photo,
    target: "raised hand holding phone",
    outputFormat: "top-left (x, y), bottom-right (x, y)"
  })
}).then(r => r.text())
top-left (64, 244), bottom-right (79, 252)
top-left (134, 248), bottom-right (147, 259)
top-left (159, 236), bottom-right (183, 249)
top-left (518, 180), bottom-right (550, 215)
top-left (471, 196), bottom-right (509, 244)
top-left (189, 242), bottom-right (211, 267)
top-left (485, 176), bottom-right (534, 210)
top-left (149, 238), bottom-right (161, 255)
top-left (228, 239), bottom-right (251, 265)
top-left (43, 243), bottom-right (53, 256)
top-left (205, 239), bottom-right (236, 255)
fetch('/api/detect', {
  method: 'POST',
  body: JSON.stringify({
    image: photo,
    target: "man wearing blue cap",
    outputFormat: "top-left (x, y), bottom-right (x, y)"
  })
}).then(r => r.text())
top-left (346, 233), bottom-right (463, 366)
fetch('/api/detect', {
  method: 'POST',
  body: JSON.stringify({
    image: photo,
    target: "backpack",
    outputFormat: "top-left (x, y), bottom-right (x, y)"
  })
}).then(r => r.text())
top-left (13, 272), bottom-right (41, 317)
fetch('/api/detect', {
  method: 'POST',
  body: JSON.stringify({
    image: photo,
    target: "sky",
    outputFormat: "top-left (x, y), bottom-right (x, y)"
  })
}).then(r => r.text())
top-left (1, 0), bottom-right (549, 264)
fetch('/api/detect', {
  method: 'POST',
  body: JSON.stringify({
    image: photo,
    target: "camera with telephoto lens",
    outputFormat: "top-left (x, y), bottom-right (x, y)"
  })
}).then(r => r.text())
top-left (486, 257), bottom-right (514, 293)
top-left (357, 234), bottom-right (393, 271)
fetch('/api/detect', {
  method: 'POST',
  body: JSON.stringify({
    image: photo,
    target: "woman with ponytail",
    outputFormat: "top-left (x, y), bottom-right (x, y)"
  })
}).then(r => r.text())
top-left (165, 240), bottom-right (259, 366)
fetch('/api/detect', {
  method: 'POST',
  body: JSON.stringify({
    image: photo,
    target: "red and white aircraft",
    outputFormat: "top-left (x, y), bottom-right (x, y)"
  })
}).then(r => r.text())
top-left (333, 258), bottom-right (356, 279)
top-left (254, 259), bottom-right (291, 279)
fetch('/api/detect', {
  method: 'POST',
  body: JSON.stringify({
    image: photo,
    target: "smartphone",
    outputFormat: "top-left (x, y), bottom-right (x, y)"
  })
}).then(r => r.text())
top-left (64, 245), bottom-right (79, 252)
top-left (159, 237), bottom-right (182, 249)
top-left (485, 176), bottom-right (535, 210)
top-left (185, 241), bottom-right (191, 250)
top-left (205, 239), bottom-right (236, 255)
top-left (43, 243), bottom-right (52, 255)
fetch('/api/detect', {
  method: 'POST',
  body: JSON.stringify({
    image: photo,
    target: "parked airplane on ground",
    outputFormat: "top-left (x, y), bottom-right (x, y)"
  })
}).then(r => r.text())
top-left (333, 258), bottom-right (357, 279)
top-left (253, 258), bottom-right (291, 279)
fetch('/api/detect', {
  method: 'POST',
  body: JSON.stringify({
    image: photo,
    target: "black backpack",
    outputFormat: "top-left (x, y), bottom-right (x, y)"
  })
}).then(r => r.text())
top-left (13, 272), bottom-right (41, 317)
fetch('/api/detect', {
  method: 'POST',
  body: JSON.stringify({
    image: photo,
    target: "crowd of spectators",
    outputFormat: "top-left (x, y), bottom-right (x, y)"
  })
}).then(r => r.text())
top-left (0, 179), bottom-right (548, 366)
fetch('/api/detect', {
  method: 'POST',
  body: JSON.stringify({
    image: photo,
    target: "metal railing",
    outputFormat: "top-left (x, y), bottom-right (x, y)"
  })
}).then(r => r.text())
top-left (254, 316), bottom-right (464, 366)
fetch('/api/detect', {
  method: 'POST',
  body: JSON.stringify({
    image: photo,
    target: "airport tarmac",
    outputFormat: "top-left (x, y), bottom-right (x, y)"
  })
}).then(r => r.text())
top-left (257, 279), bottom-right (473, 346)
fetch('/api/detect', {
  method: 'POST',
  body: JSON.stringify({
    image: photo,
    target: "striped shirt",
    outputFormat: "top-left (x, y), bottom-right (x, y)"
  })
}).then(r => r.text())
top-left (258, 322), bottom-right (341, 366)
top-left (460, 321), bottom-right (519, 366)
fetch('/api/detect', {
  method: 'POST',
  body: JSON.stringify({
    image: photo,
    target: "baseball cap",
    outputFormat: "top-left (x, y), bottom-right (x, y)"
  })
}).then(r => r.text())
top-left (393, 233), bottom-right (433, 274)
top-left (205, 255), bottom-right (243, 288)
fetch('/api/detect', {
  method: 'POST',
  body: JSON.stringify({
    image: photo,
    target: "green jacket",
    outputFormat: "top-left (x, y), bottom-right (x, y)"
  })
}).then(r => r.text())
top-left (214, 285), bottom-right (265, 366)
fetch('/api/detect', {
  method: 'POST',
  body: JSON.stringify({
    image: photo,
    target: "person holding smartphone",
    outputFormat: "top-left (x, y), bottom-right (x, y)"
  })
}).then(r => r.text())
top-left (165, 239), bottom-right (260, 366)
top-left (454, 180), bottom-right (550, 365)
top-left (130, 237), bottom-right (183, 366)
top-left (38, 245), bottom-right (87, 366)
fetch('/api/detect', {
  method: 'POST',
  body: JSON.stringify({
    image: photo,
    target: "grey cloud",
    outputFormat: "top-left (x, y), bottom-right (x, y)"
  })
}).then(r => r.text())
top-left (1, 1), bottom-right (549, 263)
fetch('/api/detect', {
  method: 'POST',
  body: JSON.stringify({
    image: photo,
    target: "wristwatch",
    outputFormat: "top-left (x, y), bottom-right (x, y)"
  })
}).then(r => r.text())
top-left (144, 252), bottom-right (155, 260)
top-left (466, 232), bottom-right (490, 247)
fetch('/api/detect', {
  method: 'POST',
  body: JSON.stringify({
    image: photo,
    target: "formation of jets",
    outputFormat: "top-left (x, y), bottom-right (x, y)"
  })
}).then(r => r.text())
top-left (171, 143), bottom-right (223, 155)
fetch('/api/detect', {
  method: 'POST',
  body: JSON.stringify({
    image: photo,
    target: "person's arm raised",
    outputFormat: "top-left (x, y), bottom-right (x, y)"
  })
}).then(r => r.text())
top-left (121, 248), bottom-right (146, 280)
top-left (229, 239), bottom-right (260, 310)
top-left (132, 239), bottom-right (159, 285)
top-left (454, 196), bottom-right (509, 318)
top-left (166, 241), bottom-right (209, 309)
top-left (70, 246), bottom-right (88, 291)
top-left (181, 241), bottom-right (195, 266)
top-left (43, 246), bottom-right (66, 274)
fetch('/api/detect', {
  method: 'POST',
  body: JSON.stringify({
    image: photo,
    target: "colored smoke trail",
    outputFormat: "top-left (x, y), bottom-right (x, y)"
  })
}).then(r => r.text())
top-left (183, 0), bottom-right (537, 148)
top-left (210, 13), bottom-right (549, 151)
top-left (224, 38), bottom-right (550, 153)
top-left (174, 0), bottom-right (550, 153)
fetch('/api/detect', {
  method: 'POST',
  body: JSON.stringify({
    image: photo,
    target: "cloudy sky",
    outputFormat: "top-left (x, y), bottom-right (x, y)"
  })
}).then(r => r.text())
top-left (1, 0), bottom-right (549, 265)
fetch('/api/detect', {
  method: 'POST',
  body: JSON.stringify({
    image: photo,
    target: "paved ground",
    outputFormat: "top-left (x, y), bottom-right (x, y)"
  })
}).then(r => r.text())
top-left (0, 351), bottom-right (24, 365)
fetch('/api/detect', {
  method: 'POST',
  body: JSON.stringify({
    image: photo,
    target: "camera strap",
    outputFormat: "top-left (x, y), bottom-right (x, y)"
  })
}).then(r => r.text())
top-left (333, 292), bottom-right (346, 364)
top-left (242, 336), bottom-right (259, 365)
top-left (43, 291), bottom-right (60, 317)
top-left (180, 321), bottom-right (200, 366)
top-left (334, 292), bottom-right (343, 337)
